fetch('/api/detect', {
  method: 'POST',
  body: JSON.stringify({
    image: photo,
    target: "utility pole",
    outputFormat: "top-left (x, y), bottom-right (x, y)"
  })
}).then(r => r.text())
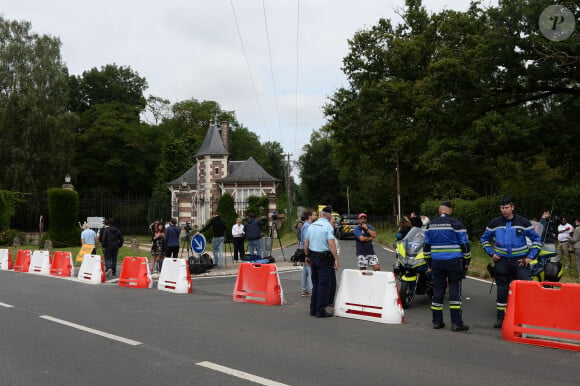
top-left (396, 156), bottom-right (401, 225)
top-left (285, 153), bottom-right (293, 225)
top-left (346, 185), bottom-right (350, 215)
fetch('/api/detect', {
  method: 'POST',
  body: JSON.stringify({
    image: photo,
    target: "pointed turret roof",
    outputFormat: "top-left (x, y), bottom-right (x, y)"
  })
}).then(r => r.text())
top-left (167, 164), bottom-right (198, 186)
top-left (218, 157), bottom-right (280, 183)
top-left (194, 125), bottom-right (229, 157)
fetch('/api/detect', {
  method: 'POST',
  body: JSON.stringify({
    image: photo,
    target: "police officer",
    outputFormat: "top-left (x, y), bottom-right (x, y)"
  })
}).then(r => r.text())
top-left (304, 206), bottom-right (339, 318)
top-left (480, 197), bottom-right (541, 328)
top-left (424, 201), bottom-right (471, 332)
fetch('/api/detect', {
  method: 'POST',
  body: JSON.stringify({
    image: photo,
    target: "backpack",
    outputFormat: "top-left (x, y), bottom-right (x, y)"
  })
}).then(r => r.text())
top-left (188, 256), bottom-right (207, 274)
top-left (200, 253), bottom-right (214, 269)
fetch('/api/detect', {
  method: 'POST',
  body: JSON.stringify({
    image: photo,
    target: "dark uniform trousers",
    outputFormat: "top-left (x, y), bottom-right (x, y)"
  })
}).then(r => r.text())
top-left (494, 257), bottom-right (531, 319)
top-left (431, 258), bottom-right (464, 326)
top-left (309, 251), bottom-right (334, 316)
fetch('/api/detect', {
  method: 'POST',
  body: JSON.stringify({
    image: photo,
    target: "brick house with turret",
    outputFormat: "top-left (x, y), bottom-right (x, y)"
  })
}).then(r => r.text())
top-left (167, 122), bottom-right (280, 228)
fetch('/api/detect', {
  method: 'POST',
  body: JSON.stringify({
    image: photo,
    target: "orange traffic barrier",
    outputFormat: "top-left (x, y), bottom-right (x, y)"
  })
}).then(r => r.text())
top-left (118, 256), bottom-right (152, 289)
top-left (502, 280), bottom-right (580, 351)
top-left (0, 249), bottom-right (13, 270)
top-left (14, 250), bottom-right (32, 272)
top-left (233, 263), bottom-right (283, 305)
top-left (51, 251), bottom-right (74, 277)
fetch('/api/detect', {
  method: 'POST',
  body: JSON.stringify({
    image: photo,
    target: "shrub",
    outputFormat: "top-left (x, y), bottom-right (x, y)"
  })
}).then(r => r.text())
top-left (0, 228), bottom-right (24, 246)
top-left (47, 188), bottom-right (81, 248)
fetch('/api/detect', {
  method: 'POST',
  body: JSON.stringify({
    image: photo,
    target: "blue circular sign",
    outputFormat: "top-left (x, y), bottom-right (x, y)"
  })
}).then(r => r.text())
top-left (191, 233), bottom-right (207, 255)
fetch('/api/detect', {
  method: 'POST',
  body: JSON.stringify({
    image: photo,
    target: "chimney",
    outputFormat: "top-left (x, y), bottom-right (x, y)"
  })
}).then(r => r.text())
top-left (220, 121), bottom-right (229, 151)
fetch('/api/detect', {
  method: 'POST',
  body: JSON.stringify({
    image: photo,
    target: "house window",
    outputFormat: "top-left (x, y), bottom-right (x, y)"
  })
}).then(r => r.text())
top-left (215, 167), bottom-right (219, 175)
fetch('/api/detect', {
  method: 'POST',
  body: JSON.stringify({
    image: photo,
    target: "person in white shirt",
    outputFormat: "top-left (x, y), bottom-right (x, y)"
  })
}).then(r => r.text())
top-left (232, 217), bottom-right (245, 262)
top-left (557, 216), bottom-right (574, 267)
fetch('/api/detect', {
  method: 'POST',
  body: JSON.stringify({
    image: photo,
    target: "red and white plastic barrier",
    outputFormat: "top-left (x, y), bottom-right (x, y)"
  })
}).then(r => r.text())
top-left (0, 249), bottom-right (13, 270)
top-left (158, 258), bottom-right (192, 294)
top-left (334, 270), bottom-right (404, 324)
top-left (78, 254), bottom-right (105, 284)
top-left (51, 251), bottom-right (75, 277)
top-left (29, 250), bottom-right (51, 275)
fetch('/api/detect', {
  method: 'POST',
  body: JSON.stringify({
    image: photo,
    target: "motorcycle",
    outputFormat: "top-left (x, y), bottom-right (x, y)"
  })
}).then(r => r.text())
top-left (528, 220), bottom-right (564, 282)
top-left (393, 227), bottom-right (433, 309)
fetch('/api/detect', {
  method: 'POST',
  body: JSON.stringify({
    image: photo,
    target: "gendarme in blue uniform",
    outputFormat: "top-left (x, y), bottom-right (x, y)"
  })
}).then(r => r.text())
top-left (305, 217), bottom-right (336, 317)
top-left (424, 213), bottom-right (470, 329)
top-left (480, 212), bottom-right (541, 326)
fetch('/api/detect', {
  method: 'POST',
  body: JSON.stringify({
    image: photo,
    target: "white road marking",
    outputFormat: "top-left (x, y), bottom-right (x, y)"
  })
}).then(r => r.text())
top-left (196, 361), bottom-right (289, 386)
top-left (0, 302), bottom-right (14, 308)
top-left (39, 315), bottom-right (142, 346)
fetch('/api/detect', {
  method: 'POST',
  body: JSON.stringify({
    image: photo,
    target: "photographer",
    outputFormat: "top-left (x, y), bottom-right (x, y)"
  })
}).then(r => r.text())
top-left (245, 212), bottom-right (265, 258)
top-left (198, 212), bottom-right (226, 267)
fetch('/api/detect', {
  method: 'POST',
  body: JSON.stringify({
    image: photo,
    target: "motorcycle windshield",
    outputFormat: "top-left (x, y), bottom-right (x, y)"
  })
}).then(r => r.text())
top-left (404, 227), bottom-right (425, 256)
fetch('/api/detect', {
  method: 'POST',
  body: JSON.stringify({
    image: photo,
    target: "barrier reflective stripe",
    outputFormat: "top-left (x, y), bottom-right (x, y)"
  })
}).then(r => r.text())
top-left (29, 251), bottom-right (51, 275)
top-left (233, 263), bottom-right (284, 305)
top-left (51, 251), bottom-right (74, 277)
top-left (334, 270), bottom-right (404, 324)
top-left (78, 254), bottom-right (105, 284)
top-left (502, 280), bottom-right (580, 351)
top-left (14, 250), bottom-right (32, 272)
top-left (0, 249), bottom-right (13, 270)
top-left (118, 257), bottom-right (152, 289)
top-left (158, 258), bottom-right (192, 294)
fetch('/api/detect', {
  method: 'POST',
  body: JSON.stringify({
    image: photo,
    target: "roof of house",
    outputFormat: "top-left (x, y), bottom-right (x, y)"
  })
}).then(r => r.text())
top-left (194, 125), bottom-right (229, 157)
top-left (167, 164), bottom-right (198, 186)
top-left (217, 157), bottom-right (280, 183)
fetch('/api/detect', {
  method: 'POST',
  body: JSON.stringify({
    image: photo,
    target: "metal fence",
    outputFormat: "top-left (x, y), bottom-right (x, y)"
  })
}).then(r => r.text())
top-left (11, 194), bottom-right (254, 235)
top-left (11, 195), bottom-right (171, 235)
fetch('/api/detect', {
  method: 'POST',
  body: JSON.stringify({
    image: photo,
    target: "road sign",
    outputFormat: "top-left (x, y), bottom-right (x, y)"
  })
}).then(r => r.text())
top-left (191, 233), bottom-right (207, 255)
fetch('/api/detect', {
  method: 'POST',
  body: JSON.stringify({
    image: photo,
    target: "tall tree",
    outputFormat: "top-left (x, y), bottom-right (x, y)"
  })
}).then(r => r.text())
top-left (0, 17), bottom-right (76, 193)
top-left (324, 0), bottom-right (580, 212)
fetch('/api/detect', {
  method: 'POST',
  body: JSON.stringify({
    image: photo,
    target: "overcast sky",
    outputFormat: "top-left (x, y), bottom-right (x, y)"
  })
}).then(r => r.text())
top-left (2, 0), bottom-right (496, 161)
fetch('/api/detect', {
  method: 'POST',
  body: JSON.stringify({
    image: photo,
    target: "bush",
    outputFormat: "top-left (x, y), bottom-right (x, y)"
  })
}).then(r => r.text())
top-left (47, 188), bottom-right (81, 247)
top-left (217, 193), bottom-right (238, 242)
top-left (0, 190), bottom-right (19, 231)
top-left (0, 228), bottom-right (24, 246)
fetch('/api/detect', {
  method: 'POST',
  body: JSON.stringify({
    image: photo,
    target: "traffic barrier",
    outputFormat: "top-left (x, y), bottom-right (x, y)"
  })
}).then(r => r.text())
top-left (28, 250), bottom-right (51, 275)
top-left (158, 258), bottom-right (192, 294)
top-left (0, 249), bottom-right (13, 270)
top-left (233, 263), bottom-right (284, 305)
top-left (118, 256), bottom-right (152, 289)
top-left (14, 250), bottom-right (32, 272)
top-left (502, 280), bottom-right (580, 351)
top-left (51, 251), bottom-right (74, 277)
top-left (78, 254), bottom-right (105, 284)
top-left (334, 270), bottom-right (404, 324)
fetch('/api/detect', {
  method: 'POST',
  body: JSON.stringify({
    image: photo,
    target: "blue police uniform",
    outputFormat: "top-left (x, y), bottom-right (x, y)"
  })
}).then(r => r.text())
top-left (480, 214), bottom-right (541, 326)
top-left (304, 217), bottom-right (336, 317)
top-left (424, 214), bottom-right (471, 329)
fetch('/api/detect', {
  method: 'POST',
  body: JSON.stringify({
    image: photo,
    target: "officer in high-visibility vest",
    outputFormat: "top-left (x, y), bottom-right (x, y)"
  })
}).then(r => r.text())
top-left (424, 201), bottom-right (471, 331)
top-left (480, 197), bottom-right (541, 328)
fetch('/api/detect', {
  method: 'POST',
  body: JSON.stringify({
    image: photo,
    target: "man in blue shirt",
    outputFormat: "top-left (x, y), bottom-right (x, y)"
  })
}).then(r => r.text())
top-left (353, 213), bottom-right (379, 271)
top-left (424, 201), bottom-right (471, 332)
top-left (480, 197), bottom-right (541, 328)
top-left (304, 206), bottom-right (339, 318)
top-left (300, 209), bottom-right (317, 296)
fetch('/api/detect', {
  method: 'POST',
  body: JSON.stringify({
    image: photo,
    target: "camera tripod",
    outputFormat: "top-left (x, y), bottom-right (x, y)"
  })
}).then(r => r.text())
top-left (180, 232), bottom-right (192, 258)
top-left (269, 220), bottom-right (286, 261)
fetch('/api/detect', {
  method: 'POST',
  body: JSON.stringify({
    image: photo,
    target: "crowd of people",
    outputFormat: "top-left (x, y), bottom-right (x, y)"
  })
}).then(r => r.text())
top-left (296, 197), bottom-right (579, 329)
top-left (78, 198), bottom-right (579, 327)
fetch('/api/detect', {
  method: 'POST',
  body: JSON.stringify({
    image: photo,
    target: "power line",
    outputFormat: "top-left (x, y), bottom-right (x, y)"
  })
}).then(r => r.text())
top-left (229, 0), bottom-right (269, 136)
top-left (294, 0), bottom-right (301, 156)
top-left (262, 0), bottom-right (282, 142)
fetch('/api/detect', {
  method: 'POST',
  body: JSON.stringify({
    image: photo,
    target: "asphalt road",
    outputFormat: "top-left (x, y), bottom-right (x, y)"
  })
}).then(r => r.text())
top-left (0, 240), bottom-right (578, 385)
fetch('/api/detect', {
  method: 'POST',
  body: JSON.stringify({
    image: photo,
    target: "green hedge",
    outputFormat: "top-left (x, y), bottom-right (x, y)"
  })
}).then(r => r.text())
top-left (0, 190), bottom-right (19, 231)
top-left (422, 186), bottom-right (580, 240)
top-left (47, 188), bottom-right (81, 247)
